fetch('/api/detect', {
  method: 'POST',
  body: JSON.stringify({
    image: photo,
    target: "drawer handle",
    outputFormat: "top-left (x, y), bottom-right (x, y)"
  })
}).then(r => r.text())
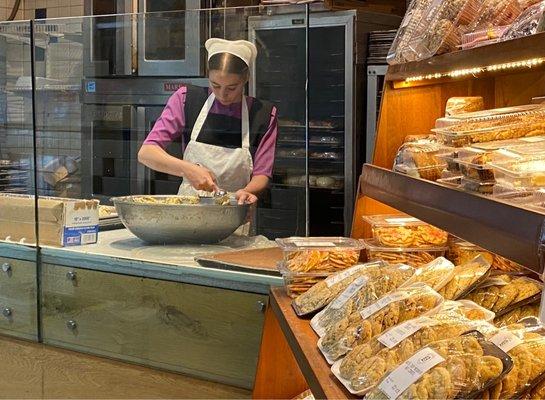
top-left (66, 320), bottom-right (77, 331)
top-left (2, 308), bottom-right (12, 318)
top-left (256, 301), bottom-right (266, 313)
top-left (1, 263), bottom-right (11, 274)
top-left (66, 271), bottom-right (77, 282)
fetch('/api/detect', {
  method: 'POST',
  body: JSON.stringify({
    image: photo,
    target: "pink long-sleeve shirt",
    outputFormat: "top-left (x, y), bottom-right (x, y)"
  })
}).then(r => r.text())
top-left (143, 86), bottom-right (278, 178)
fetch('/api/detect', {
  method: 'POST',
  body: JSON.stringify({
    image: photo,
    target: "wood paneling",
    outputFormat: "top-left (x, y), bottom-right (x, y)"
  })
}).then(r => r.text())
top-left (41, 264), bottom-right (268, 389)
top-left (0, 256), bottom-right (37, 340)
top-left (252, 306), bottom-right (308, 399)
top-left (0, 335), bottom-right (250, 399)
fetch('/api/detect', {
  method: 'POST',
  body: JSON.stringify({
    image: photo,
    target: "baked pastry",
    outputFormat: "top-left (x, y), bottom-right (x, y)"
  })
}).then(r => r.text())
top-left (284, 249), bottom-right (360, 273)
top-left (393, 141), bottom-right (444, 181)
top-left (374, 224), bottom-right (448, 248)
top-left (401, 256), bottom-right (455, 291)
top-left (494, 302), bottom-right (541, 327)
top-left (445, 97), bottom-right (485, 116)
top-left (438, 256), bottom-right (492, 300)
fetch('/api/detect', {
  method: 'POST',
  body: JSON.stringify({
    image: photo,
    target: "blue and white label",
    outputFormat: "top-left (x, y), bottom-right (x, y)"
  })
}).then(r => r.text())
top-left (63, 226), bottom-right (98, 246)
top-left (86, 81), bottom-right (96, 93)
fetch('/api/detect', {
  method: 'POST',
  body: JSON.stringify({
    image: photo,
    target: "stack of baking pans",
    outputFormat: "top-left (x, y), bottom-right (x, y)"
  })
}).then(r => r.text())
top-left (367, 30), bottom-right (397, 65)
top-left (0, 160), bottom-right (30, 193)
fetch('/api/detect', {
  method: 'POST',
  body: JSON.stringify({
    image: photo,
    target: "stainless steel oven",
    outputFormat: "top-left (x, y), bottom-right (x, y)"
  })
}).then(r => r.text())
top-left (83, 0), bottom-right (208, 78)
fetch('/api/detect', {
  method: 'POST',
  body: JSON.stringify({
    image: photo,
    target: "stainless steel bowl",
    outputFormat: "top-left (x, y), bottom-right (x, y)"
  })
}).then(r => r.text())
top-left (112, 195), bottom-right (248, 244)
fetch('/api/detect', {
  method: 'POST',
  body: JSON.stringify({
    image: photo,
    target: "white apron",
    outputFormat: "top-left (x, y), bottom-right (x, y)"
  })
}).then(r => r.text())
top-left (178, 93), bottom-right (254, 195)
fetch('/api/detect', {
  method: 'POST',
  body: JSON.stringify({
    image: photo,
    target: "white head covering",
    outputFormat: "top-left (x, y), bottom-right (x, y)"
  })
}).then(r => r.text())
top-left (205, 38), bottom-right (258, 67)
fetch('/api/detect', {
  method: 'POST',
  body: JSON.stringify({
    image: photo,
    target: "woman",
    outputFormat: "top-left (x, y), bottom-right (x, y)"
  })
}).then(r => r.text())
top-left (138, 38), bottom-right (278, 205)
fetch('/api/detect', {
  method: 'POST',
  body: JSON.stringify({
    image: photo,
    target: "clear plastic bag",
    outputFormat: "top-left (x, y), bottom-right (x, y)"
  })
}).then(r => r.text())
top-left (494, 301), bottom-right (541, 327)
top-left (438, 255), bottom-right (492, 300)
top-left (366, 332), bottom-right (513, 400)
top-left (400, 256), bottom-right (456, 291)
top-left (310, 263), bottom-right (415, 337)
top-left (334, 301), bottom-right (497, 395)
top-left (318, 283), bottom-right (443, 364)
top-left (290, 260), bottom-right (386, 316)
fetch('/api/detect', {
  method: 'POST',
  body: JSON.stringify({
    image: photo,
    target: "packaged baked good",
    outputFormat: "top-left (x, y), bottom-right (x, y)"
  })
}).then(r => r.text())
top-left (393, 140), bottom-right (446, 181)
top-left (363, 238), bottom-right (448, 268)
top-left (461, 177), bottom-right (495, 194)
top-left (363, 214), bottom-right (448, 248)
top-left (455, 150), bottom-right (496, 182)
top-left (482, 318), bottom-right (545, 399)
top-left (463, 274), bottom-right (542, 315)
top-left (276, 237), bottom-right (363, 273)
top-left (334, 302), bottom-right (496, 395)
top-left (445, 97), bottom-right (485, 116)
top-left (277, 264), bottom-right (332, 299)
top-left (291, 389), bottom-right (314, 400)
top-left (461, 25), bottom-right (510, 49)
top-left (503, 0), bottom-right (545, 41)
top-left (433, 105), bottom-right (545, 147)
top-left (400, 256), bottom-right (455, 291)
top-left (438, 255), bottom-right (492, 300)
top-left (491, 155), bottom-right (545, 189)
top-left (448, 238), bottom-right (525, 272)
top-left (469, 0), bottom-right (523, 31)
top-left (291, 260), bottom-right (386, 316)
top-left (366, 332), bottom-right (513, 400)
top-left (310, 263), bottom-right (415, 337)
top-left (318, 283), bottom-right (443, 364)
top-left (494, 301), bottom-right (541, 327)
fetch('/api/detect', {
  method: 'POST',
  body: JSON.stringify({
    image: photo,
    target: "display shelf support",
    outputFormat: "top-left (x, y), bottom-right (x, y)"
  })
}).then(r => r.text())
top-left (359, 164), bottom-right (545, 273)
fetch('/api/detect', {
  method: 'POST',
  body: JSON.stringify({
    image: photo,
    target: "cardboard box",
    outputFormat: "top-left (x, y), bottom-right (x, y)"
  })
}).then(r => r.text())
top-left (0, 194), bottom-right (99, 247)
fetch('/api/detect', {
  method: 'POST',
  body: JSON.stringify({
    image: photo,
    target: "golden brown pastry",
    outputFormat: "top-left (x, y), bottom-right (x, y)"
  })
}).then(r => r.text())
top-left (438, 256), bottom-right (491, 300)
top-left (494, 302), bottom-right (541, 327)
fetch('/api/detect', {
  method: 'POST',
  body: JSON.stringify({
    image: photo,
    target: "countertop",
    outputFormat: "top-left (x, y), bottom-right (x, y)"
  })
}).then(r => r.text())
top-left (2, 230), bottom-right (283, 294)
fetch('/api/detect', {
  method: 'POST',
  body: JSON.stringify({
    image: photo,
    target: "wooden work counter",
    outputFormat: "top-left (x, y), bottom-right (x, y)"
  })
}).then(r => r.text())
top-left (253, 287), bottom-right (355, 399)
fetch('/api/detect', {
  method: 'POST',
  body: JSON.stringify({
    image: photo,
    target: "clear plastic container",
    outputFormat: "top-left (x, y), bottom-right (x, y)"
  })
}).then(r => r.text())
top-left (454, 148), bottom-right (496, 182)
top-left (471, 135), bottom-right (545, 151)
top-left (393, 140), bottom-right (447, 181)
top-left (490, 156), bottom-right (545, 189)
top-left (275, 237), bottom-right (364, 273)
top-left (433, 105), bottom-right (545, 147)
top-left (469, 0), bottom-right (523, 31)
top-left (277, 262), bottom-right (333, 298)
top-left (363, 238), bottom-right (447, 267)
top-left (445, 96), bottom-right (485, 116)
top-left (461, 26), bottom-right (510, 50)
top-left (363, 214), bottom-right (448, 248)
top-left (437, 175), bottom-right (462, 189)
top-left (461, 177), bottom-right (495, 194)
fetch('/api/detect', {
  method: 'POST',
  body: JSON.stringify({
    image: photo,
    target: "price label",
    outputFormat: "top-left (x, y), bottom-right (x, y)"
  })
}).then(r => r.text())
top-left (325, 264), bottom-right (366, 288)
top-left (490, 331), bottom-right (523, 353)
top-left (384, 217), bottom-right (420, 225)
top-left (378, 317), bottom-right (434, 349)
top-left (293, 241), bottom-right (336, 247)
top-left (520, 136), bottom-right (545, 143)
top-left (360, 291), bottom-right (409, 320)
top-left (329, 277), bottom-right (369, 309)
top-left (378, 347), bottom-right (445, 400)
top-left (496, 148), bottom-right (521, 159)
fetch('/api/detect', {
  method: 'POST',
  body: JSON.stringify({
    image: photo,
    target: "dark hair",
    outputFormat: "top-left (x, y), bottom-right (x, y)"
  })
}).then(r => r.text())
top-left (208, 52), bottom-right (249, 77)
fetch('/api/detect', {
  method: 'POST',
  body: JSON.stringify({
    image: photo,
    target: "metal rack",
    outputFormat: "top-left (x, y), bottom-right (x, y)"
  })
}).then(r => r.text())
top-left (365, 64), bottom-right (387, 163)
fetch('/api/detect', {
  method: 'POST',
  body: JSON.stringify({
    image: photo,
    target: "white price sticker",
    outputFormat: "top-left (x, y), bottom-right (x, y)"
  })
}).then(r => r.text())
top-left (384, 217), bottom-right (420, 225)
top-left (325, 264), bottom-right (366, 288)
top-left (378, 317), bottom-right (433, 349)
top-left (490, 331), bottom-right (523, 353)
top-left (329, 277), bottom-right (369, 309)
top-left (293, 241), bottom-right (336, 247)
top-left (520, 136), bottom-right (545, 143)
top-left (496, 149), bottom-right (521, 159)
top-left (360, 291), bottom-right (409, 320)
top-left (378, 347), bottom-right (445, 400)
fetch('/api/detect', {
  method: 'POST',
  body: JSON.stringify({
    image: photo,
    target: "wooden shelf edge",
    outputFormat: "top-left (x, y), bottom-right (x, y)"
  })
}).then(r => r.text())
top-left (359, 164), bottom-right (545, 274)
top-left (386, 32), bottom-right (545, 82)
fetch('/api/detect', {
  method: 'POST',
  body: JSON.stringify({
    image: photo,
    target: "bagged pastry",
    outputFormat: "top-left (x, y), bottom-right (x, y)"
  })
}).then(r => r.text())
top-left (366, 332), bottom-right (513, 400)
top-left (482, 318), bottom-right (545, 399)
top-left (400, 256), bottom-right (455, 291)
top-left (445, 97), bottom-right (485, 116)
top-left (318, 283), bottom-right (443, 364)
top-left (310, 263), bottom-right (415, 336)
top-left (438, 255), bottom-right (492, 300)
top-left (463, 274), bottom-right (542, 315)
top-left (333, 301), bottom-right (496, 395)
top-left (494, 301), bottom-right (541, 327)
top-left (291, 260), bottom-right (386, 316)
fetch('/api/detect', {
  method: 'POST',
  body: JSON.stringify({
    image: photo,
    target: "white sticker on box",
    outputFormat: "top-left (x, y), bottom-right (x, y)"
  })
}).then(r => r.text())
top-left (378, 317), bottom-right (434, 349)
top-left (384, 217), bottom-right (420, 225)
top-left (360, 291), bottom-right (410, 320)
top-left (329, 277), bottom-right (369, 309)
top-left (490, 331), bottom-right (523, 353)
top-left (378, 347), bottom-right (445, 400)
top-left (520, 136), bottom-right (545, 143)
top-left (325, 264), bottom-right (366, 288)
top-left (496, 148), bottom-right (522, 159)
top-left (293, 241), bottom-right (336, 247)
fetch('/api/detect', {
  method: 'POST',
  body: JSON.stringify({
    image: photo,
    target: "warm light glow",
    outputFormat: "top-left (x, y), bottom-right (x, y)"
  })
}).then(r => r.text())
top-left (403, 57), bottom-right (545, 83)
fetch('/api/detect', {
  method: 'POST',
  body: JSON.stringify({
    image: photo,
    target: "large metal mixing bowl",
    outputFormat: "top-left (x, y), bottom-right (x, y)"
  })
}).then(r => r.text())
top-left (112, 195), bottom-right (248, 244)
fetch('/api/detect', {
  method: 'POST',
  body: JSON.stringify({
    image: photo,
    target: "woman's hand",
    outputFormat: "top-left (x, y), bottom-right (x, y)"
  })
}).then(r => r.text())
top-left (184, 163), bottom-right (218, 192)
top-left (235, 189), bottom-right (258, 205)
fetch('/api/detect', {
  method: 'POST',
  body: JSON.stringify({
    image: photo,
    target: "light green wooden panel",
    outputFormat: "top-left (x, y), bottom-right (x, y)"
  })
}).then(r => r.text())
top-left (0, 256), bottom-right (38, 341)
top-left (41, 264), bottom-right (268, 389)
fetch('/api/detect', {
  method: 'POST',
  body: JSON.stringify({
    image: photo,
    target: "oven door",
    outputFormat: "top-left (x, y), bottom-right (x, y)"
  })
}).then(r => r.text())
top-left (83, 0), bottom-right (134, 77)
top-left (138, 0), bottom-right (204, 77)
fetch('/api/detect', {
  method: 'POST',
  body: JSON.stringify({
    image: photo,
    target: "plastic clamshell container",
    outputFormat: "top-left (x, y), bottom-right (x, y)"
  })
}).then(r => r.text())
top-left (468, 0), bottom-right (523, 31)
top-left (363, 214), bottom-right (448, 248)
top-left (394, 163), bottom-right (447, 181)
top-left (363, 238), bottom-right (447, 268)
top-left (461, 177), bottom-right (495, 194)
top-left (277, 262), bottom-right (333, 298)
top-left (437, 176), bottom-right (462, 189)
top-left (432, 105), bottom-right (545, 147)
top-left (275, 237), bottom-right (364, 273)
top-left (460, 25), bottom-right (510, 50)
top-left (471, 135), bottom-right (545, 151)
top-left (490, 156), bottom-right (545, 189)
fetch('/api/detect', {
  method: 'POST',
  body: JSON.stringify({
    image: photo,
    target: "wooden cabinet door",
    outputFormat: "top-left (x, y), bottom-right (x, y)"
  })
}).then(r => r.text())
top-left (0, 256), bottom-right (38, 340)
top-left (41, 263), bottom-right (268, 389)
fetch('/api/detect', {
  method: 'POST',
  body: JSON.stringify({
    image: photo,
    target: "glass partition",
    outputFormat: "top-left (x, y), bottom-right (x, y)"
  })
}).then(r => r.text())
top-left (0, 20), bottom-right (37, 247)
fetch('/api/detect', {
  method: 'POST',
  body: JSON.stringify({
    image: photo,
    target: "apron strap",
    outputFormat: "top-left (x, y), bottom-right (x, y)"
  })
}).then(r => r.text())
top-left (241, 95), bottom-right (250, 150)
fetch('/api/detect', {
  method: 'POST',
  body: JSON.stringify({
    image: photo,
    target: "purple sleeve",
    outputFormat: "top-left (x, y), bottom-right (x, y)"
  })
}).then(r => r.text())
top-left (143, 87), bottom-right (187, 150)
top-left (252, 106), bottom-right (278, 178)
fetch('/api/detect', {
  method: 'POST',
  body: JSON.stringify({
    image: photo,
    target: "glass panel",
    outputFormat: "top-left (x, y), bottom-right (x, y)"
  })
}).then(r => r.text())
top-left (0, 20), bottom-right (37, 247)
top-left (144, 6), bottom-right (187, 61)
